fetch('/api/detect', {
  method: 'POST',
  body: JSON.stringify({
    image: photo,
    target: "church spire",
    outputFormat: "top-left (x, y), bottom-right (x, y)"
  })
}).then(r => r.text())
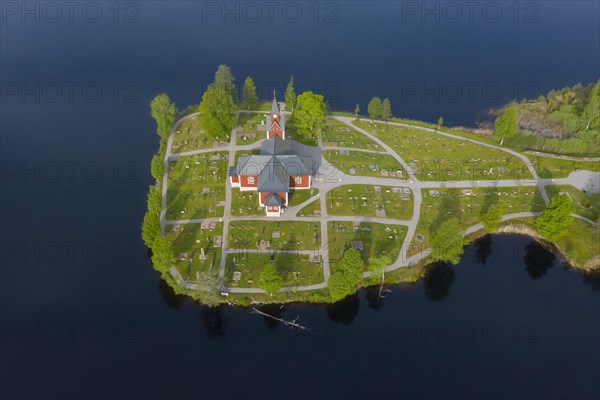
top-left (270, 90), bottom-right (280, 115)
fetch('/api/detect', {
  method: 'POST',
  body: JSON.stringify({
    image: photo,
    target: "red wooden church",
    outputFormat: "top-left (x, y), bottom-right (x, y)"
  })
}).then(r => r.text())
top-left (229, 94), bottom-right (313, 217)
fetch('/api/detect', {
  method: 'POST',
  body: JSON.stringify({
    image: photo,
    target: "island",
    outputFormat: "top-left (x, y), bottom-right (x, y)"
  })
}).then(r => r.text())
top-left (142, 65), bottom-right (600, 306)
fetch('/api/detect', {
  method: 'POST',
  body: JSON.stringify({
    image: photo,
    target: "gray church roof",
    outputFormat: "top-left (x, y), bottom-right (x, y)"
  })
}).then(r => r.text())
top-left (257, 157), bottom-right (290, 193)
top-left (261, 135), bottom-right (292, 155)
top-left (278, 155), bottom-right (312, 176)
top-left (270, 95), bottom-right (280, 115)
top-left (264, 193), bottom-right (283, 207)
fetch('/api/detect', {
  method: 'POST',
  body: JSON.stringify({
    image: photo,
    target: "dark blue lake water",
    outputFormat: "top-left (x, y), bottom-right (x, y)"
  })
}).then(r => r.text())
top-left (1, 1), bottom-right (599, 399)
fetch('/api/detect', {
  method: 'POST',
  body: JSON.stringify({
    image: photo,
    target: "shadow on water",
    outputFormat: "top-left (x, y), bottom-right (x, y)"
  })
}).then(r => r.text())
top-left (473, 234), bottom-right (494, 265)
top-left (158, 279), bottom-right (187, 310)
top-left (326, 293), bottom-right (360, 326)
top-left (200, 306), bottom-right (229, 339)
top-left (365, 285), bottom-right (385, 310)
top-left (423, 262), bottom-right (455, 302)
top-left (523, 241), bottom-right (556, 280)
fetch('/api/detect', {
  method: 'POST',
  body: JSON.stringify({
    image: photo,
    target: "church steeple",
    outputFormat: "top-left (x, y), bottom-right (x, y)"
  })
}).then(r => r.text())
top-left (270, 90), bottom-right (280, 115)
top-left (266, 90), bottom-right (285, 140)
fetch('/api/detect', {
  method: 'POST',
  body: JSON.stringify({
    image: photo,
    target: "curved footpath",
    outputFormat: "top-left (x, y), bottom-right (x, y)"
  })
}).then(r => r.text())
top-left (159, 112), bottom-right (600, 295)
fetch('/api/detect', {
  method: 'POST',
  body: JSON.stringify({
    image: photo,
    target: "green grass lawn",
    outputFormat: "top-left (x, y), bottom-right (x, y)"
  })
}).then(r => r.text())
top-left (230, 191), bottom-right (264, 217)
top-left (326, 184), bottom-right (414, 219)
top-left (545, 185), bottom-right (599, 222)
top-left (298, 199), bottom-right (322, 217)
top-left (171, 117), bottom-right (221, 153)
top-left (327, 221), bottom-right (408, 270)
top-left (322, 118), bottom-right (379, 150)
top-left (528, 155), bottom-right (600, 178)
top-left (165, 222), bottom-right (223, 280)
top-left (323, 150), bottom-right (407, 179)
top-left (236, 113), bottom-right (267, 144)
top-left (166, 152), bottom-right (227, 219)
top-left (354, 120), bottom-right (532, 181)
top-left (408, 186), bottom-right (546, 257)
top-left (288, 188), bottom-right (319, 207)
top-left (224, 253), bottom-right (323, 288)
top-left (228, 221), bottom-right (321, 250)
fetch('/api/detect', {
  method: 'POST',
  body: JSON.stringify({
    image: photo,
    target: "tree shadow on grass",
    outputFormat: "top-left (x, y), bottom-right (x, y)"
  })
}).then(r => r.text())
top-left (430, 190), bottom-right (461, 233)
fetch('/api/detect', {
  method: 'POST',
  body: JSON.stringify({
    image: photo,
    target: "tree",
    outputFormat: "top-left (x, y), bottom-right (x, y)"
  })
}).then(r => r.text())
top-left (198, 85), bottom-right (237, 139)
top-left (141, 211), bottom-right (160, 247)
top-left (494, 106), bottom-right (518, 145)
top-left (535, 194), bottom-right (574, 241)
top-left (354, 103), bottom-right (360, 119)
top-left (242, 76), bottom-right (258, 110)
top-left (259, 263), bottom-right (283, 296)
top-left (292, 91), bottom-right (326, 135)
top-left (437, 116), bottom-right (444, 130)
top-left (367, 97), bottom-right (383, 120)
top-left (214, 64), bottom-right (236, 100)
top-left (192, 270), bottom-right (222, 307)
top-left (285, 76), bottom-right (297, 111)
top-left (150, 154), bottom-right (164, 180)
top-left (481, 202), bottom-right (504, 233)
top-left (328, 248), bottom-right (364, 301)
top-left (430, 218), bottom-right (466, 265)
top-left (150, 94), bottom-right (176, 139)
top-left (369, 255), bottom-right (391, 284)
top-left (582, 80), bottom-right (600, 131)
top-left (147, 186), bottom-right (162, 215)
top-left (150, 234), bottom-right (176, 272)
top-left (381, 98), bottom-right (392, 122)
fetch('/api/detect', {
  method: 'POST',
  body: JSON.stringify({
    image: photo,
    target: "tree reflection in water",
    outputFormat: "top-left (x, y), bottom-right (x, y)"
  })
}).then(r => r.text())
top-left (326, 293), bottom-right (360, 326)
top-left (423, 262), bottom-right (455, 302)
top-left (523, 241), bottom-right (555, 280)
top-left (200, 306), bottom-right (229, 339)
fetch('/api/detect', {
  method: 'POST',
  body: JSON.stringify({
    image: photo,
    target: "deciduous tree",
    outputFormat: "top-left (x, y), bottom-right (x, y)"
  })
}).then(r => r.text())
top-left (259, 263), bottom-right (283, 296)
top-left (430, 218), bottom-right (466, 265)
top-left (150, 234), bottom-right (176, 272)
top-left (150, 93), bottom-right (176, 139)
top-left (481, 202), bottom-right (504, 233)
top-left (328, 248), bottom-right (364, 301)
top-left (292, 91), bottom-right (326, 135)
top-left (367, 97), bottom-right (382, 120)
top-left (198, 85), bottom-right (237, 139)
top-left (535, 194), bottom-right (574, 241)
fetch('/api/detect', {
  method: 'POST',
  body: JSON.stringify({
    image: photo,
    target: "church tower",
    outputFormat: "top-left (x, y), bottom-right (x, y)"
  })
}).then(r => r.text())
top-left (267, 92), bottom-right (285, 140)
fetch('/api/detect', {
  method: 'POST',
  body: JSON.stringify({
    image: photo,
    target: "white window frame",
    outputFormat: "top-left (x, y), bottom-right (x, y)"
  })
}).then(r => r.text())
top-left (247, 176), bottom-right (255, 185)
top-left (294, 176), bottom-right (302, 185)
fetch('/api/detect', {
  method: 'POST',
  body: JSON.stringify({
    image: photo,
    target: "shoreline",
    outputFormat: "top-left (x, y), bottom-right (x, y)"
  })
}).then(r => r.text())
top-left (147, 107), bottom-right (599, 307)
